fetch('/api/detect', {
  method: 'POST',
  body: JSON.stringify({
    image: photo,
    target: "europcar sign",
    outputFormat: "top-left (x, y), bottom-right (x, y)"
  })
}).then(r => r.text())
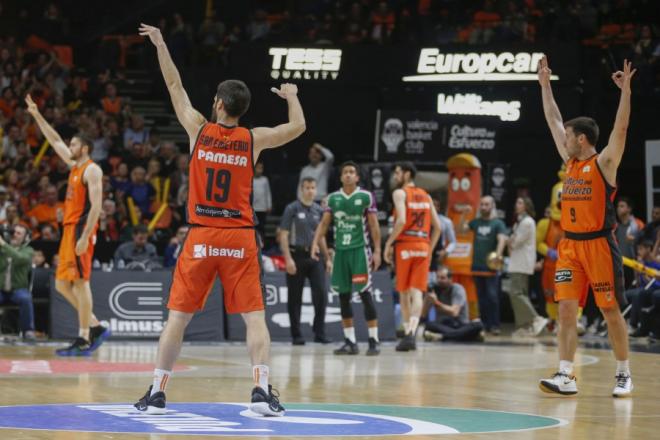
top-left (403, 50), bottom-right (559, 82)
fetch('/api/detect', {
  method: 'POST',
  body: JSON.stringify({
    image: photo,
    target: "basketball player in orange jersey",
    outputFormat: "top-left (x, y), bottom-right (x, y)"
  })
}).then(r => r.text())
top-left (25, 95), bottom-right (109, 356)
top-left (537, 56), bottom-right (635, 397)
top-left (134, 24), bottom-right (305, 416)
top-left (384, 162), bottom-right (441, 351)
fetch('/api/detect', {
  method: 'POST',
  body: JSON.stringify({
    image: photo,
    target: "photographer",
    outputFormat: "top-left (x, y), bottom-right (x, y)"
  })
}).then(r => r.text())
top-left (0, 224), bottom-right (36, 340)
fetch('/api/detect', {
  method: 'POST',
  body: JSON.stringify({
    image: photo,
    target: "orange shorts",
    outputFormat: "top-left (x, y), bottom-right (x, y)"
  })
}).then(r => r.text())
top-left (395, 241), bottom-right (431, 293)
top-left (55, 223), bottom-right (96, 282)
top-left (168, 226), bottom-right (264, 314)
top-left (554, 235), bottom-right (624, 308)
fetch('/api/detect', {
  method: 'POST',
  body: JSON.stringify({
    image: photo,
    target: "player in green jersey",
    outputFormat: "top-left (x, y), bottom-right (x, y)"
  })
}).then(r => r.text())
top-left (312, 161), bottom-right (382, 356)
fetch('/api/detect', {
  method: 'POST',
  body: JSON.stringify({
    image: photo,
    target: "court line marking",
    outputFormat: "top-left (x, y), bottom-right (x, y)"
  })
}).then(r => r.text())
top-left (0, 402), bottom-right (568, 436)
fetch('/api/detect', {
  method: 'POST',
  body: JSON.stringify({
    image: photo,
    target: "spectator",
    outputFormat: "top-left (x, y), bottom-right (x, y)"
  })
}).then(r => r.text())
top-left (422, 266), bottom-right (484, 342)
top-left (111, 162), bottom-right (131, 194)
top-left (507, 197), bottom-right (547, 337)
top-left (100, 83), bottom-right (122, 115)
top-left (0, 224), bottom-right (35, 340)
top-left (114, 224), bottom-right (159, 269)
top-left (626, 240), bottom-right (660, 337)
top-left (90, 122), bottom-right (110, 163)
top-left (247, 9), bottom-right (271, 41)
top-left (638, 206), bottom-right (660, 244)
top-left (26, 184), bottom-right (63, 232)
top-left (123, 114), bottom-right (149, 149)
top-left (253, 160), bottom-right (272, 242)
top-left (39, 224), bottom-right (58, 241)
top-left (158, 141), bottom-right (179, 177)
top-left (164, 225), bottom-right (189, 268)
top-left (370, 1), bottom-right (396, 43)
top-left (0, 204), bottom-right (28, 228)
top-left (458, 196), bottom-right (507, 335)
top-left (298, 143), bottom-right (334, 202)
top-left (432, 198), bottom-right (457, 267)
top-left (98, 199), bottom-right (120, 242)
top-left (32, 249), bottom-right (49, 268)
top-left (126, 142), bottom-right (151, 170)
top-left (279, 177), bottom-right (328, 345)
top-left (616, 197), bottom-right (644, 288)
top-left (126, 166), bottom-right (155, 217)
top-left (0, 185), bottom-right (10, 221)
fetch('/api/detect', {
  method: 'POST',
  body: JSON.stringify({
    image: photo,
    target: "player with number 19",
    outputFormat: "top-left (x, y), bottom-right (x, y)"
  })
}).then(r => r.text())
top-left (134, 23), bottom-right (306, 417)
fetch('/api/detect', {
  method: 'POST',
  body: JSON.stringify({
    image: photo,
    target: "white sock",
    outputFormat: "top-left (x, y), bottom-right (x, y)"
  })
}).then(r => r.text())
top-left (409, 317), bottom-right (420, 335)
top-left (558, 360), bottom-right (574, 376)
top-left (344, 327), bottom-right (356, 343)
top-left (152, 369), bottom-right (172, 395)
top-left (368, 326), bottom-right (379, 342)
top-left (403, 322), bottom-right (411, 335)
top-left (616, 360), bottom-right (630, 375)
top-left (253, 365), bottom-right (269, 392)
top-left (78, 328), bottom-right (90, 342)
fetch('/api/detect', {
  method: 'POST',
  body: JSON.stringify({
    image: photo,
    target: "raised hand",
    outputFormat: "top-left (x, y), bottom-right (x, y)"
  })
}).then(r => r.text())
top-left (25, 94), bottom-right (39, 116)
top-left (270, 83), bottom-right (299, 99)
top-left (138, 23), bottom-right (165, 46)
top-left (611, 59), bottom-right (636, 92)
top-left (537, 55), bottom-right (552, 87)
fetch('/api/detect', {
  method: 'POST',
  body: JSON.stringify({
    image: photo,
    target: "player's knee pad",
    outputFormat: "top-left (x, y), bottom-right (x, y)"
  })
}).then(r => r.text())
top-left (339, 293), bottom-right (353, 319)
top-left (359, 289), bottom-right (378, 321)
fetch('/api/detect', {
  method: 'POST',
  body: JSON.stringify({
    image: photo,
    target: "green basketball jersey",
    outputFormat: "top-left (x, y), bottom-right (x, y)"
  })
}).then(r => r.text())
top-left (326, 188), bottom-right (377, 250)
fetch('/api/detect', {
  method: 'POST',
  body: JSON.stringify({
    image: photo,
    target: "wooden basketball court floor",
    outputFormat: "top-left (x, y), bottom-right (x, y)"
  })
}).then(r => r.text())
top-left (0, 336), bottom-right (658, 439)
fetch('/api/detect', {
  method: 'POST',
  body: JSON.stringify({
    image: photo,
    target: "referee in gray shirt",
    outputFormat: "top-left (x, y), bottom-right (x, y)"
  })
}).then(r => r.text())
top-left (279, 177), bottom-right (329, 345)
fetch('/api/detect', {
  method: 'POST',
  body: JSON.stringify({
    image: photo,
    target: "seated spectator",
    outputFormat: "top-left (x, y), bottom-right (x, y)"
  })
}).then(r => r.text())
top-left (616, 196), bottom-right (645, 287)
top-left (114, 224), bottom-right (160, 269)
top-left (158, 141), bottom-right (179, 177)
top-left (125, 142), bottom-right (151, 170)
top-left (0, 204), bottom-right (29, 228)
top-left (39, 223), bottom-right (59, 241)
top-left (26, 184), bottom-right (63, 232)
top-left (0, 185), bottom-right (10, 221)
top-left (638, 206), bottom-right (660, 245)
top-left (0, 224), bottom-right (35, 340)
top-left (100, 82), bottom-right (122, 115)
top-left (625, 240), bottom-right (660, 337)
top-left (111, 162), bottom-right (131, 194)
top-left (422, 266), bottom-right (484, 342)
top-left (123, 114), bottom-right (149, 149)
top-left (98, 199), bottom-right (120, 242)
top-left (125, 166), bottom-right (155, 218)
top-left (163, 225), bottom-right (189, 268)
top-left (32, 249), bottom-right (50, 268)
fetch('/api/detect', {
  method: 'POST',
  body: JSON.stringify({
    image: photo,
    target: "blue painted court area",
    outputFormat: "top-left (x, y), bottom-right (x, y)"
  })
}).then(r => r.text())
top-left (0, 402), bottom-right (565, 436)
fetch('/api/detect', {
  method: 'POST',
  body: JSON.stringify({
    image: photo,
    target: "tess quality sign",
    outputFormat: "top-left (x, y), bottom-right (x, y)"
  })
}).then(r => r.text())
top-left (269, 47), bottom-right (342, 80)
top-left (403, 50), bottom-right (560, 82)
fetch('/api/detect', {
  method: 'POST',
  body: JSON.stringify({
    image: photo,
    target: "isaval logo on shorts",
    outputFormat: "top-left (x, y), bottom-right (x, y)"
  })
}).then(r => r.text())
top-left (555, 270), bottom-right (573, 283)
top-left (193, 244), bottom-right (245, 259)
top-left (400, 250), bottom-right (429, 260)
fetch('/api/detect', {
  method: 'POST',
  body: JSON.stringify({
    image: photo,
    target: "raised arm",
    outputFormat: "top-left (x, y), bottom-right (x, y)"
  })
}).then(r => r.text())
top-left (538, 56), bottom-right (569, 163)
top-left (139, 24), bottom-right (206, 145)
top-left (252, 84), bottom-right (306, 159)
top-left (25, 94), bottom-right (74, 167)
top-left (76, 164), bottom-right (103, 256)
top-left (598, 59), bottom-right (636, 185)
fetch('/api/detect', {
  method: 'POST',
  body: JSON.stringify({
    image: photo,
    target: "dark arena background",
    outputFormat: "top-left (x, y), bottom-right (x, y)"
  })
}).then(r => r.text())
top-left (0, 0), bottom-right (658, 438)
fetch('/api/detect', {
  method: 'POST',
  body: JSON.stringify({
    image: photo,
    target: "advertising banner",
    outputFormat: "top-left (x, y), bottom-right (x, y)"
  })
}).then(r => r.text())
top-left (50, 271), bottom-right (224, 341)
top-left (226, 271), bottom-right (395, 342)
top-left (375, 110), bottom-right (499, 162)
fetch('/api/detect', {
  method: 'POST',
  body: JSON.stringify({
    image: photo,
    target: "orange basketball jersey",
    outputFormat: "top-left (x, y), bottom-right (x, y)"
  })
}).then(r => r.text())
top-left (188, 122), bottom-right (255, 228)
top-left (395, 186), bottom-right (432, 243)
top-left (63, 159), bottom-right (93, 225)
top-left (561, 154), bottom-right (616, 234)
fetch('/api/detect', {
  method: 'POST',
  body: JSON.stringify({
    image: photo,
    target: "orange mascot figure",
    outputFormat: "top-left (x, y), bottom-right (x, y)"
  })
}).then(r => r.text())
top-left (445, 153), bottom-right (482, 319)
top-left (536, 165), bottom-right (583, 332)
